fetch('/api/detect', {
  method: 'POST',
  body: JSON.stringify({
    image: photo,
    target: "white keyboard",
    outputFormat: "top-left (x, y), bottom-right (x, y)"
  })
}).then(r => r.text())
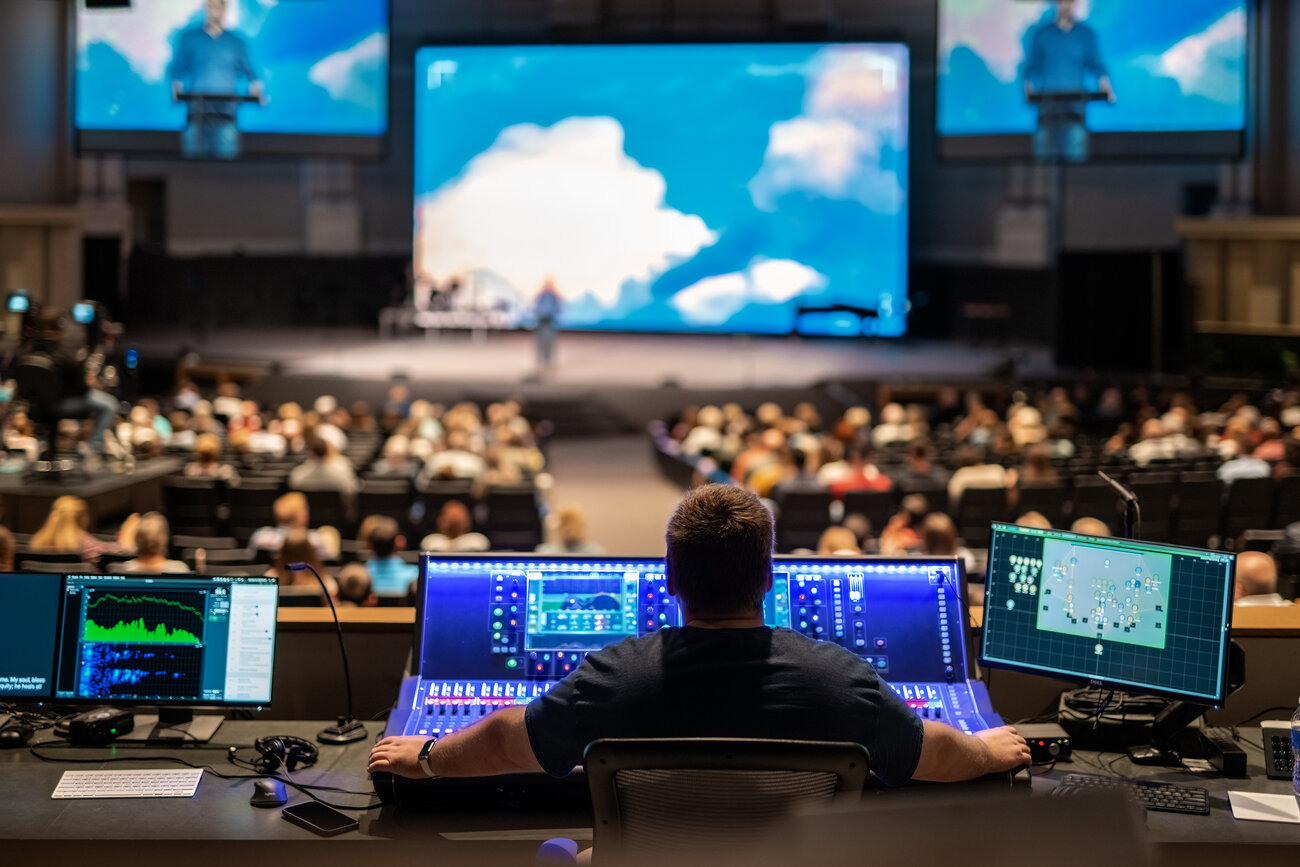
top-left (52, 768), bottom-right (204, 799)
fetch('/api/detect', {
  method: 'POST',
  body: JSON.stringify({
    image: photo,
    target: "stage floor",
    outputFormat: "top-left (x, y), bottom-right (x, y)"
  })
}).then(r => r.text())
top-left (133, 326), bottom-right (1056, 391)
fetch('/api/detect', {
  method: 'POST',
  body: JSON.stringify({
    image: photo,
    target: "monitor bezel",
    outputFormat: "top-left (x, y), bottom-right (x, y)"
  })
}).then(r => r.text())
top-left (71, 0), bottom-right (393, 161)
top-left (977, 523), bottom-right (1237, 707)
top-left (49, 572), bottom-right (282, 709)
top-left (932, 0), bottom-right (1254, 163)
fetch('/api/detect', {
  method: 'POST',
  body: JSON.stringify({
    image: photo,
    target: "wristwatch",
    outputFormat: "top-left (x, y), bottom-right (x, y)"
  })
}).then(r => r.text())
top-left (417, 738), bottom-right (439, 779)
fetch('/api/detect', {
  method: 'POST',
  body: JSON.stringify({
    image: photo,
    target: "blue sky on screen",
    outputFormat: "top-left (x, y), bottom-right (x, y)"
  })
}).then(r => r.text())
top-left (414, 44), bottom-right (910, 337)
top-left (76, 0), bottom-right (387, 135)
top-left (938, 0), bottom-right (1246, 135)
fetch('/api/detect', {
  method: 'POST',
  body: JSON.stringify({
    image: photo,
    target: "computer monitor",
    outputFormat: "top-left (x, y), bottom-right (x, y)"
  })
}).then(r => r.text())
top-left (0, 572), bottom-right (280, 742)
top-left (980, 523), bottom-right (1236, 706)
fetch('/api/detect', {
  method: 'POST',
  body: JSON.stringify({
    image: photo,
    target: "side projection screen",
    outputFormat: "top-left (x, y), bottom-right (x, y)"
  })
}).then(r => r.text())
top-left (413, 43), bottom-right (910, 337)
top-left (76, 0), bottom-right (389, 159)
top-left (937, 0), bottom-right (1248, 159)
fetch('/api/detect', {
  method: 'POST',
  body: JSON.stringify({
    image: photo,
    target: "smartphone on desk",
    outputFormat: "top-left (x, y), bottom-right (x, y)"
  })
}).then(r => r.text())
top-left (282, 801), bottom-right (359, 837)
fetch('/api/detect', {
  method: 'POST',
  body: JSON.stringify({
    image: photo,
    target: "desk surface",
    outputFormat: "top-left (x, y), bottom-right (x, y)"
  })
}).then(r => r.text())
top-left (2, 720), bottom-right (1298, 864)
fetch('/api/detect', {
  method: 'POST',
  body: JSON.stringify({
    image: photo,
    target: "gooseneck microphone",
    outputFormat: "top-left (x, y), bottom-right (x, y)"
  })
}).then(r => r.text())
top-left (1096, 470), bottom-right (1141, 540)
top-left (288, 562), bottom-right (368, 744)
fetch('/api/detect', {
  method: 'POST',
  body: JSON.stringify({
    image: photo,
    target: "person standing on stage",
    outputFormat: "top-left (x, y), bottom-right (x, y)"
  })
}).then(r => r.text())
top-left (533, 279), bottom-right (561, 378)
top-left (170, 0), bottom-right (264, 159)
top-left (1022, 0), bottom-right (1114, 161)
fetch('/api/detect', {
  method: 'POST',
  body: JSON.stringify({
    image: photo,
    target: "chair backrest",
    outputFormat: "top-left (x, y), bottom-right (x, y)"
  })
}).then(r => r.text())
top-left (13, 353), bottom-right (61, 418)
top-left (585, 738), bottom-right (868, 862)
top-left (20, 560), bottom-right (93, 573)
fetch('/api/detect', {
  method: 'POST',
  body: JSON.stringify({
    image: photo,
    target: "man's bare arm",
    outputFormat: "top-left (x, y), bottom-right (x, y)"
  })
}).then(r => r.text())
top-left (367, 706), bottom-right (544, 779)
top-left (911, 722), bottom-right (1030, 782)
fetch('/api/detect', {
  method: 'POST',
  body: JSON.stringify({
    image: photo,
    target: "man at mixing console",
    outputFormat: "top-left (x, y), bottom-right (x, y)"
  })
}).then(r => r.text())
top-left (367, 484), bottom-right (1030, 784)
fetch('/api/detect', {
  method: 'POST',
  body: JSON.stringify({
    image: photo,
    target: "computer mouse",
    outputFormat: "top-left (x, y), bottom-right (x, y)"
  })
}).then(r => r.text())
top-left (250, 778), bottom-right (288, 807)
top-left (0, 725), bottom-right (33, 748)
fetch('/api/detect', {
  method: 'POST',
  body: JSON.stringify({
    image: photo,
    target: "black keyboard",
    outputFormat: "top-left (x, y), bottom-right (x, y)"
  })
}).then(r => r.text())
top-left (1052, 772), bottom-right (1211, 815)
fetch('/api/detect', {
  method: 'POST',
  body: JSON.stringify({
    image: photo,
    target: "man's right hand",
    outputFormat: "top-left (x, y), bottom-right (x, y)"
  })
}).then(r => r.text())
top-left (975, 725), bottom-right (1032, 773)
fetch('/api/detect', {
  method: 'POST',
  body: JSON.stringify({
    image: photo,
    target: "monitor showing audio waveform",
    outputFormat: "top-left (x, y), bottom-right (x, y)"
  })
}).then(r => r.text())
top-left (53, 574), bottom-right (279, 706)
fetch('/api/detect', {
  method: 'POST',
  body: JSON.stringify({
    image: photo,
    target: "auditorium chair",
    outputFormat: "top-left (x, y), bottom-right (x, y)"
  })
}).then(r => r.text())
top-left (1274, 472), bottom-right (1300, 528)
top-left (163, 477), bottom-right (228, 536)
top-left (840, 489), bottom-right (897, 537)
top-left (14, 549), bottom-right (87, 564)
top-left (20, 560), bottom-right (93, 573)
top-left (954, 486), bottom-right (1009, 549)
top-left (358, 479), bottom-right (415, 532)
top-left (181, 548), bottom-right (257, 569)
top-left (170, 534), bottom-right (239, 559)
top-left (1068, 475), bottom-right (1122, 533)
top-left (1014, 482), bottom-right (1068, 529)
top-left (1125, 471), bottom-right (1177, 542)
top-left (298, 488), bottom-right (352, 536)
top-left (894, 479), bottom-right (949, 516)
top-left (580, 738), bottom-right (868, 863)
top-left (771, 489), bottom-right (832, 553)
top-left (1223, 476), bottom-right (1275, 547)
top-left (481, 484), bottom-right (544, 551)
top-left (1173, 471), bottom-right (1225, 548)
top-left (228, 478), bottom-right (283, 543)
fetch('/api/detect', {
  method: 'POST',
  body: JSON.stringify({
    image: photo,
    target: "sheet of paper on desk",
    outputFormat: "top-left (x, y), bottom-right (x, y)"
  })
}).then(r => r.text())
top-left (1228, 791), bottom-right (1300, 824)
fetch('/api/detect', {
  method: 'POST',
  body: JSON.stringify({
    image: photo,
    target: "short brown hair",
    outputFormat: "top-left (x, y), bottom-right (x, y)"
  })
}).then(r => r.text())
top-left (665, 484), bottom-right (772, 616)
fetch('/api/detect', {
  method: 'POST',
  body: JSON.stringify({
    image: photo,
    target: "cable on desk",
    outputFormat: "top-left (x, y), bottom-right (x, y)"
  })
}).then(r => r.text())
top-left (26, 740), bottom-right (385, 812)
top-left (1231, 706), bottom-right (1291, 728)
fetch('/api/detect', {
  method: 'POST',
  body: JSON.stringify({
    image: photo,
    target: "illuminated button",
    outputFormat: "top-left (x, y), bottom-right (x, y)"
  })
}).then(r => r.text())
top-left (494, 608), bottom-right (504, 616)
top-left (493, 621), bottom-right (502, 630)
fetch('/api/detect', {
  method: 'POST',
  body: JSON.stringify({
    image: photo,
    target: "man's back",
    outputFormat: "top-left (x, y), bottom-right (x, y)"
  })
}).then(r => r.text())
top-left (526, 626), bottom-right (924, 787)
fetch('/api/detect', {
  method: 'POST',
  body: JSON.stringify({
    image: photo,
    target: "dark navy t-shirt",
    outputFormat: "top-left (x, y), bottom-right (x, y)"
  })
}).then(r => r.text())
top-left (524, 626), bottom-right (924, 787)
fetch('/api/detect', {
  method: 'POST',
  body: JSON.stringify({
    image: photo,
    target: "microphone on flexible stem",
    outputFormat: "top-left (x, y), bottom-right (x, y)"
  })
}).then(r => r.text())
top-left (1096, 471), bottom-right (1141, 540)
top-left (288, 561), bottom-right (367, 744)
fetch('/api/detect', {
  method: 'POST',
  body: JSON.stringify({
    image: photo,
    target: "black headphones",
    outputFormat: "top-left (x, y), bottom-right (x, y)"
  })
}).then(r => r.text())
top-left (246, 735), bottom-right (319, 774)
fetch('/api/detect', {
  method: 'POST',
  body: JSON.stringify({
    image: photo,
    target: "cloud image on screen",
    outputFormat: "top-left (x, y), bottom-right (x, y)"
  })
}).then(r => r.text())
top-left (937, 0), bottom-right (1246, 136)
top-left (413, 43), bottom-right (909, 337)
top-left (76, 0), bottom-right (388, 136)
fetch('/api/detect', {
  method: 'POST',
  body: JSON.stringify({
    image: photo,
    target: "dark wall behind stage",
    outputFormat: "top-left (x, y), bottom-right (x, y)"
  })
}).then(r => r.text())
top-left (6, 0), bottom-right (1300, 355)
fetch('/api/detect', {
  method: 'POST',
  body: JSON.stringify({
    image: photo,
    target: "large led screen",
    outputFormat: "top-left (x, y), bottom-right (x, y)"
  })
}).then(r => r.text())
top-left (937, 0), bottom-right (1248, 159)
top-left (413, 43), bottom-right (910, 337)
top-left (76, 0), bottom-right (389, 158)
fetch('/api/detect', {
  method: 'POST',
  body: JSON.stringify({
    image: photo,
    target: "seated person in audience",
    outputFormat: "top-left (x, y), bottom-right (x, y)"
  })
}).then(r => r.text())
top-left (311, 395), bottom-right (350, 453)
top-left (289, 434), bottom-right (359, 501)
top-left (371, 435), bottom-right (420, 478)
top-left (947, 447), bottom-right (1012, 512)
top-left (1070, 516), bottom-right (1111, 537)
top-left (369, 484), bottom-right (1030, 789)
top-left (361, 515), bottom-right (419, 597)
top-left (920, 513), bottom-right (976, 578)
top-left (248, 491), bottom-right (331, 560)
top-left (1217, 433), bottom-right (1271, 485)
top-left (421, 500), bottom-right (490, 552)
top-left (536, 505), bottom-right (604, 555)
top-left (757, 445), bottom-right (820, 499)
top-left (871, 402), bottom-right (915, 448)
top-left (730, 428), bottom-right (784, 487)
top-left (336, 562), bottom-right (376, 607)
top-left (1015, 511), bottom-right (1052, 530)
top-left (877, 494), bottom-right (929, 555)
top-left (1234, 551), bottom-right (1292, 607)
top-left (420, 430), bottom-right (486, 483)
top-left (268, 530), bottom-right (337, 598)
top-left (893, 438), bottom-right (950, 489)
top-left (30, 495), bottom-right (138, 567)
top-left (0, 525), bottom-right (13, 571)
top-left (827, 445), bottom-right (893, 499)
top-left (183, 432), bottom-right (240, 484)
top-left (119, 512), bottom-right (189, 573)
top-left (817, 525), bottom-right (861, 556)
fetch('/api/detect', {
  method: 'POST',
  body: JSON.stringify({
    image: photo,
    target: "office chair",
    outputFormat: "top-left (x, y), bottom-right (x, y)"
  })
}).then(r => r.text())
top-left (582, 738), bottom-right (868, 863)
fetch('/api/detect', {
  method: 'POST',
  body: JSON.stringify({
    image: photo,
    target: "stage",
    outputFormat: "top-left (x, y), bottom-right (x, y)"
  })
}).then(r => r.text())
top-left (132, 326), bottom-right (1057, 429)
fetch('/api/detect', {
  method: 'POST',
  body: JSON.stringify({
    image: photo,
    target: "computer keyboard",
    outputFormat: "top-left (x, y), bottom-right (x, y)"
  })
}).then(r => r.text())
top-left (51, 768), bottom-right (204, 799)
top-left (1052, 772), bottom-right (1210, 815)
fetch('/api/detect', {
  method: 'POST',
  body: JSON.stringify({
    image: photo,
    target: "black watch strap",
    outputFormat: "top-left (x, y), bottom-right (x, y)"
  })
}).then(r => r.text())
top-left (417, 738), bottom-right (438, 779)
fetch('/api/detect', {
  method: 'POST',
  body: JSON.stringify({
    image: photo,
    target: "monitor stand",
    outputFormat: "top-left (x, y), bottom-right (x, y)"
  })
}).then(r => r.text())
top-left (116, 708), bottom-right (224, 744)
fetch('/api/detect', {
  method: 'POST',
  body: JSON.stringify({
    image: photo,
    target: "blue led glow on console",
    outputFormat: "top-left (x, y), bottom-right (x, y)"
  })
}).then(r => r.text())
top-left (382, 555), bottom-right (1002, 740)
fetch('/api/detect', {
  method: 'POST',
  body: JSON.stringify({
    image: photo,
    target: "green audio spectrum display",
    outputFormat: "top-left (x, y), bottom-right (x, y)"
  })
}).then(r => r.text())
top-left (82, 591), bottom-right (206, 645)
